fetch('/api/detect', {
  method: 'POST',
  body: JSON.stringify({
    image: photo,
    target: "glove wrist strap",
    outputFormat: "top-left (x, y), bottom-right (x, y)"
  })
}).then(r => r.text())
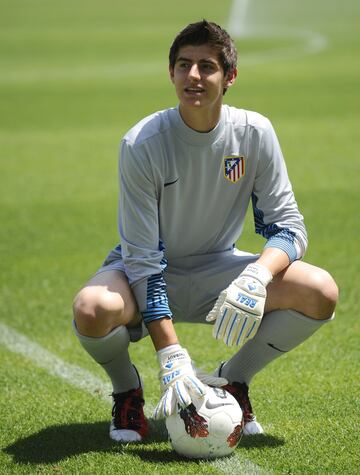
top-left (157, 345), bottom-right (189, 367)
top-left (157, 343), bottom-right (181, 358)
top-left (241, 262), bottom-right (273, 286)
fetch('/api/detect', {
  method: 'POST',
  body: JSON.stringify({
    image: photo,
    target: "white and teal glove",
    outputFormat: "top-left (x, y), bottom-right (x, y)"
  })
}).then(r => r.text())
top-left (206, 263), bottom-right (273, 347)
top-left (154, 344), bottom-right (227, 420)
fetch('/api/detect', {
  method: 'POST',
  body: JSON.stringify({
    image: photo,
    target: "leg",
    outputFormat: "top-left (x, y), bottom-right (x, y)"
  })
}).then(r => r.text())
top-left (222, 261), bottom-right (338, 382)
top-left (265, 260), bottom-right (338, 318)
top-left (73, 270), bottom-right (148, 442)
top-left (220, 261), bottom-right (338, 433)
top-left (73, 269), bottom-right (142, 393)
top-left (73, 269), bottom-right (141, 337)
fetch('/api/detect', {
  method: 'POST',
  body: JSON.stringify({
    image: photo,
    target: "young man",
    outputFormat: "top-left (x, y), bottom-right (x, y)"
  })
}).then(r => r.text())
top-left (73, 20), bottom-right (338, 442)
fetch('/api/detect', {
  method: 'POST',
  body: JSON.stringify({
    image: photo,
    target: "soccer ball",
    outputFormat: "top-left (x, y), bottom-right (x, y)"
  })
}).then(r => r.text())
top-left (166, 387), bottom-right (243, 459)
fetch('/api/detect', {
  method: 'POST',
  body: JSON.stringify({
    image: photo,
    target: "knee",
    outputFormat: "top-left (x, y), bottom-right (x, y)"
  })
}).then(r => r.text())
top-left (308, 269), bottom-right (339, 319)
top-left (72, 286), bottom-right (125, 336)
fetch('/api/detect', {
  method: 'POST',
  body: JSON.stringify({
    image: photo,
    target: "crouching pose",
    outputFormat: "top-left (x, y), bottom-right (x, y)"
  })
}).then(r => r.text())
top-left (73, 20), bottom-right (338, 442)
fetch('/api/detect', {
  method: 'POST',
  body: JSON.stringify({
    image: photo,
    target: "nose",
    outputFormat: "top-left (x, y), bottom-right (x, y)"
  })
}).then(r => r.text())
top-left (188, 63), bottom-right (201, 80)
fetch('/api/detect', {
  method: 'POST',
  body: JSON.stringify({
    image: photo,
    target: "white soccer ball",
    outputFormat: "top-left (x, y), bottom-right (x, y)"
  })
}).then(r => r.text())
top-left (166, 386), bottom-right (243, 459)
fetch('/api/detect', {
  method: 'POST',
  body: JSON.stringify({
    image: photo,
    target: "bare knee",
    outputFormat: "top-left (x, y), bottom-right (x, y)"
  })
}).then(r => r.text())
top-left (307, 269), bottom-right (339, 319)
top-left (73, 286), bottom-right (126, 337)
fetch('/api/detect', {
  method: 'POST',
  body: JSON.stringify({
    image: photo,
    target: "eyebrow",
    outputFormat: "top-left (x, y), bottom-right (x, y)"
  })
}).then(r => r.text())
top-left (175, 56), bottom-right (218, 65)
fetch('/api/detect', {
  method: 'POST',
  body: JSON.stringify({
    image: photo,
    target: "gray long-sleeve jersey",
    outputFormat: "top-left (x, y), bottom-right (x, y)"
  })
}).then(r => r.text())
top-left (118, 105), bottom-right (307, 324)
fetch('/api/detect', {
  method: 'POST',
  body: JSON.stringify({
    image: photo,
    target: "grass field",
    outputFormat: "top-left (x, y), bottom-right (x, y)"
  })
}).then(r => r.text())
top-left (1, 0), bottom-right (359, 473)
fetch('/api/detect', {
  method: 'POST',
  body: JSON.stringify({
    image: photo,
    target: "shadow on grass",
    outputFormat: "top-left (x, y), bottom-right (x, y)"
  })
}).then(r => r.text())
top-left (240, 433), bottom-right (285, 449)
top-left (3, 418), bottom-right (284, 465)
top-left (3, 418), bottom-right (168, 464)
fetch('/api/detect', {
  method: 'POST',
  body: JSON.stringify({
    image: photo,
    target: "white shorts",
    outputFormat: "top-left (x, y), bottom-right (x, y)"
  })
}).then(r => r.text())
top-left (97, 246), bottom-right (258, 340)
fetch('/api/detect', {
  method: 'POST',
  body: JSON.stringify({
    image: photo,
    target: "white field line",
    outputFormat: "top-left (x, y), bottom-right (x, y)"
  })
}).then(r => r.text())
top-left (208, 453), bottom-right (270, 475)
top-left (227, 0), bottom-right (251, 38)
top-left (0, 321), bottom-right (269, 474)
top-left (236, 28), bottom-right (328, 66)
top-left (0, 321), bottom-right (113, 402)
top-left (227, 0), bottom-right (328, 64)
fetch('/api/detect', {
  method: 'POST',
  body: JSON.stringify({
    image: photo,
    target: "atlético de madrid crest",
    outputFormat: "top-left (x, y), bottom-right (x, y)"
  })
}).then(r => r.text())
top-left (224, 156), bottom-right (245, 183)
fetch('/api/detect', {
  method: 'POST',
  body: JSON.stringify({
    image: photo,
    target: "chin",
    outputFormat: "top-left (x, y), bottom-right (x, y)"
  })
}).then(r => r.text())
top-left (181, 98), bottom-right (204, 108)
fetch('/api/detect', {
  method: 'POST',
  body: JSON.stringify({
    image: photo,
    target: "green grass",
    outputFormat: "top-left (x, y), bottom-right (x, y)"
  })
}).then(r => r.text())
top-left (1, 0), bottom-right (359, 473)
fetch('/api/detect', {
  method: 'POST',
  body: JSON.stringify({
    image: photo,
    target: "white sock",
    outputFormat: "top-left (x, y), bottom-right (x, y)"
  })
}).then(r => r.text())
top-left (73, 321), bottom-right (140, 393)
top-left (221, 309), bottom-right (334, 384)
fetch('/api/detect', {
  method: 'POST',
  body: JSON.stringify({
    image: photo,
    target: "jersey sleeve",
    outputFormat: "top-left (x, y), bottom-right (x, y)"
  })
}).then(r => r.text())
top-left (251, 118), bottom-right (307, 262)
top-left (118, 138), bottom-right (172, 324)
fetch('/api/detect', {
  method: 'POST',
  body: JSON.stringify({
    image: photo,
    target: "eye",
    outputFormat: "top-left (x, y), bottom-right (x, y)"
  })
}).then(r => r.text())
top-left (178, 62), bottom-right (191, 70)
top-left (200, 63), bottom-right (216, 73)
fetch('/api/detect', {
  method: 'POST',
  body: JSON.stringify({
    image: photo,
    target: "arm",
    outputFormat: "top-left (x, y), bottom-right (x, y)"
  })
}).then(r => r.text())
top-left (207, 118), bottom-right (305, 345)
top-left (119, 139), bottom-right (173, 324)
top-left (251, 117), bottom-right (307, 263)
top-left (255, 247), bottom-right (290, 277)
top-left (147, 317), bottom-right (178, 350)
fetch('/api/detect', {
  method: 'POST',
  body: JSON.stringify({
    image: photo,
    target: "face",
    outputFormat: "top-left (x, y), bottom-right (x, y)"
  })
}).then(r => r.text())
top-left (169, 44), bottom-right (236, 114)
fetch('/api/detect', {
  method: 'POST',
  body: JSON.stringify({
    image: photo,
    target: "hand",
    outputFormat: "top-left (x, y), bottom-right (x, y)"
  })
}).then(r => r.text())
top-left (154, 345), bottom-right (210, 420)
top-left (206, 263), bottom-right (272, 347)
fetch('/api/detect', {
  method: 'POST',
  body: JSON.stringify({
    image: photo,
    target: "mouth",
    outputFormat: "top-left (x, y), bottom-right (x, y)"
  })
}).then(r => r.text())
top-left (184, 86), bottom-right (205, 94)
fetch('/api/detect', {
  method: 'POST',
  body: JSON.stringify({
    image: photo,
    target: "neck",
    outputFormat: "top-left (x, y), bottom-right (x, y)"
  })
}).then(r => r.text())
top-left (179, 104), bottom-right (222, 132)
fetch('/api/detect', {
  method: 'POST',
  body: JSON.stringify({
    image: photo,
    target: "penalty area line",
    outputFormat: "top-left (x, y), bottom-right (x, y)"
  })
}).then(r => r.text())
top-left (0, 321), bottom-right (269, 475)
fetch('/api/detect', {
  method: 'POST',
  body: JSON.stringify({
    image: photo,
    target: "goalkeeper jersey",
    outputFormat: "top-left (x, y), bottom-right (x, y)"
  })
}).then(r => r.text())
top-left (118, 105), bottom-right (307, 324)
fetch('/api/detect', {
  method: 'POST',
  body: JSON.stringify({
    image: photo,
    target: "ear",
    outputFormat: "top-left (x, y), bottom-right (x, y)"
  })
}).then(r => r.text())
top-left (169, 65), bottom-right (175, 84)
top-left (225, 68), bottom-right (237, 89)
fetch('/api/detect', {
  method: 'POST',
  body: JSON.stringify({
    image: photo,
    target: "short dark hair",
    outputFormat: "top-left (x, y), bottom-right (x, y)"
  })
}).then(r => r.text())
top-left (169, 20), bottom-right (237, 76)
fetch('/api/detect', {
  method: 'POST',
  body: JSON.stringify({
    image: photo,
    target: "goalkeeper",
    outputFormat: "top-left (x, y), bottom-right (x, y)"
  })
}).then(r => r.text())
top-left (72, 20), bottom-right (338, 442)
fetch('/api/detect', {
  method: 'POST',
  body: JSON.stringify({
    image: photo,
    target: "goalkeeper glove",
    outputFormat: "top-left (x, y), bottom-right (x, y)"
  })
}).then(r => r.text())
top-left (206, 263), bottom-right (272, 347)
top-left (154, 344), bottom-right (227, 419)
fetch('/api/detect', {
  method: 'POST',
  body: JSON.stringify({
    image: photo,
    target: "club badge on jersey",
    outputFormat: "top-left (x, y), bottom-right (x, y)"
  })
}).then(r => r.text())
top-left (223, 156), bottom-right (245, 183)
